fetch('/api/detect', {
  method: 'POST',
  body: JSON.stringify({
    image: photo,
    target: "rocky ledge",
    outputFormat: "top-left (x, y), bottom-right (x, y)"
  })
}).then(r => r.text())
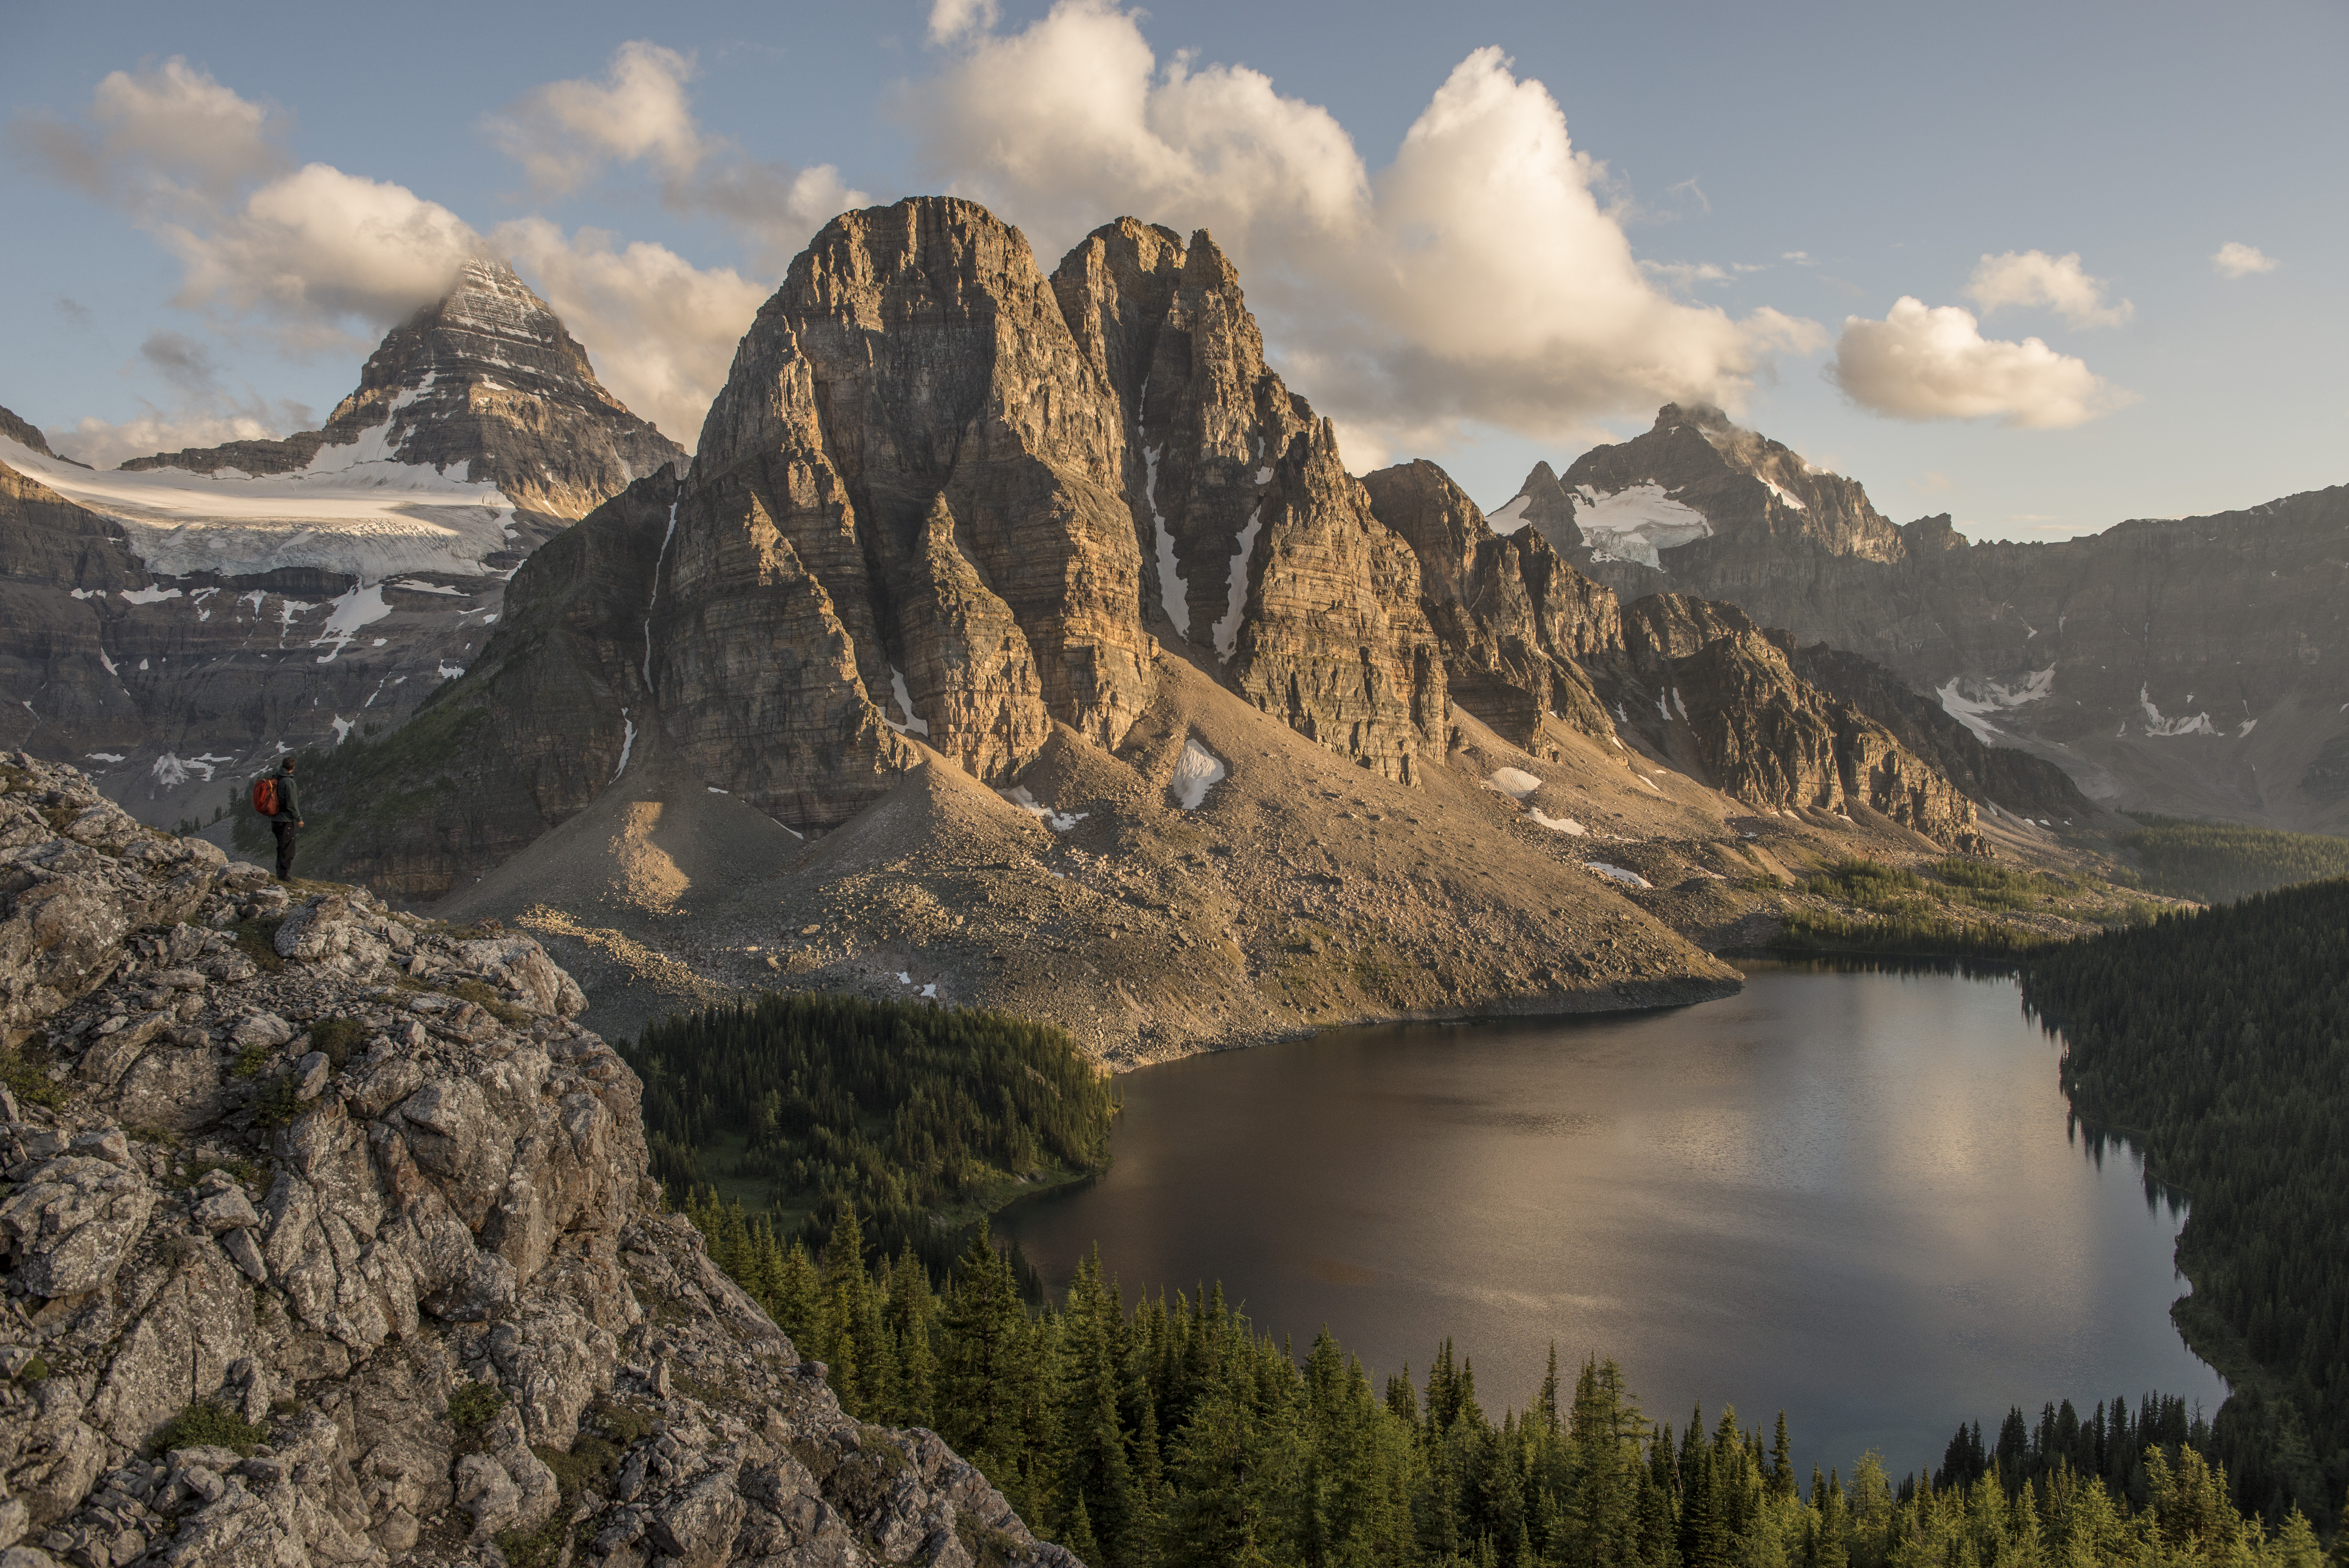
top-left (0, 752), bottom-right (1075, 1568)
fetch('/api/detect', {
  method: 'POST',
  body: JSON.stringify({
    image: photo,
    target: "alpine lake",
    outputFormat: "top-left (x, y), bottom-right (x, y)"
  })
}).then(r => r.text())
top-left (999, 960), bottom-right (2224, 1477)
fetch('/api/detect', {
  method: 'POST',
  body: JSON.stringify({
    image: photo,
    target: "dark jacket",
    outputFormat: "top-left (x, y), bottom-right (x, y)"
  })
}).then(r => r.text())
top-left (273, 770), bottom-right (300, 821)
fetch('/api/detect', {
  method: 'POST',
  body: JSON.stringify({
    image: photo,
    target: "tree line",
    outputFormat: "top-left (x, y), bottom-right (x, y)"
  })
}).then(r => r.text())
top-left (624, 992), bottom-right (1116, 1266)
top-left (681, 1194), bottom-right (2322, 1568)
top-left (2022, 878), bottom-right (2349, 1529)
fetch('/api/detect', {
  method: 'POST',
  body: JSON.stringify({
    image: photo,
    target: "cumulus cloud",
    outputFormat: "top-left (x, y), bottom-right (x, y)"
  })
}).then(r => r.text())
top-left (46, 399), bottom-right (315, 471)
top-left (1829, 298), bottom-right (2134, 429)
top-left (493, 217), bottom-right (769, 448)
top-left (928, 0), bottom-right (1001, 45)
top-left (11, 57), bottom-right (283, 205)
top-left (485, 42), bottom-right (868, 272)
top-left (901, 2), bottom-right (1820, 450)
top-left (1965, 249), bottom-right (2132, 328)
top-left (2213, 241), bottom-right (2276, 278)
top-left (15, 62), bottom-right (478, 353)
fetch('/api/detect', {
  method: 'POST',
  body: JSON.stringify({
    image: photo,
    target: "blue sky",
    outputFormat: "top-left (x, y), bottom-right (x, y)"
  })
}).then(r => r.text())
top-left (4, 0), bottom-right (2342, 538)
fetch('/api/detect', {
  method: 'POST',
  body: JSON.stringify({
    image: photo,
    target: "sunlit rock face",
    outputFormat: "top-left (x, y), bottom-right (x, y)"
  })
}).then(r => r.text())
top-left (0, 263), bottom-right (682, 820)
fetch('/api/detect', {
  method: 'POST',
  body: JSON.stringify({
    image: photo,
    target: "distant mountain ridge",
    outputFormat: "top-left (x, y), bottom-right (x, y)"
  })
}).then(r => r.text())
top-left (0, 260), bottom-right (682, 818)
top-left (1493, 403), bottom-right (2349, 831)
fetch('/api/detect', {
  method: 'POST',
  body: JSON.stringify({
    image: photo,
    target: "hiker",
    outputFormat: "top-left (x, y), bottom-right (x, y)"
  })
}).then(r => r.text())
top-left (265, 757), bottom-right (303, 881)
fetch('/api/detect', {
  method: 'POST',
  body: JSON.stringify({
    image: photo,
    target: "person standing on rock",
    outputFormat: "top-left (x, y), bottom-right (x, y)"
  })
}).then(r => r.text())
top-left (269, 757), bottom-right (303, 881)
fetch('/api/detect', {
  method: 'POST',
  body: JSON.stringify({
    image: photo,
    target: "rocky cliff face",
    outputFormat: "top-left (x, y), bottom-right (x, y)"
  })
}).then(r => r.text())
top-left (1494, 403), bottom-right (2335, 828)
top-left (0, 751), bottom-right (1074, 1568)
top-left (1358, 464), bottom-right (1986, 849)
top-left (0, 265), bottom-right (684, 829)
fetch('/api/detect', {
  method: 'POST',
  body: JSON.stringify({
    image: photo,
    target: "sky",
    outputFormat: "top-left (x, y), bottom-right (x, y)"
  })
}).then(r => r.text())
top-left (2, 0), bottom-right (2342, 540)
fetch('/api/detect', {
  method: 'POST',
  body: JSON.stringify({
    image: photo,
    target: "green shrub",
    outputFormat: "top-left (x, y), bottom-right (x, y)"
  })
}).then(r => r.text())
top-left (447, 1381), bottom-right (507, 1434)
top-left (229, 1042), bottom-right (272, 1079)
top-left (0, 1039), bottom-right (67, 1110)
top-left (232, 917), bottom-right (286, 975)
top-left (306, 1017), bottom-right (367, 1070)
top-left (251, 1073), bottom-right (303, 1129)
top-left (440, 979), bottom-right (529, 1027)
top-left (151, 1397), bottom-right (266, 1456)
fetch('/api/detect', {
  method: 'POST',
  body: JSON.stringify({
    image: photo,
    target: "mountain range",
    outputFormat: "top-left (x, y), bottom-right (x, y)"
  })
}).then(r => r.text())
top-left (4, 196), bottom-right (2335, 1053)
top-left (1495, 403), bottom-right (2349, 833)
top-left (0, 260), bottom-right (679, 820)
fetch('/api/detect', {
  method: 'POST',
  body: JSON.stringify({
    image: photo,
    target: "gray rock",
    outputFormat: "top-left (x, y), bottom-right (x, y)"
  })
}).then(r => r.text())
top-left (190, 1188), bottom-right (258, 1233)
top-left (228, 1013), bottom-right (292, 1050)
top-left (0, 1153), bottom-right (154, 1297)
top-left (292, 1052), bottom-right (329, 1101)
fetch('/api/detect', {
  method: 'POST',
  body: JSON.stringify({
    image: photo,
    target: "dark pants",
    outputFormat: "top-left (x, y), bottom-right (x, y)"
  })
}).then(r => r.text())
top-left (272, 818), bottom-right (299, 880)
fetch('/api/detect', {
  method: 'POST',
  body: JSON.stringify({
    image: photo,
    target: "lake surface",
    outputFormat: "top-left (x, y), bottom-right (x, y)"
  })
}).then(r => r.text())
top-left (1002, 962), bottom-right (2224, 1476)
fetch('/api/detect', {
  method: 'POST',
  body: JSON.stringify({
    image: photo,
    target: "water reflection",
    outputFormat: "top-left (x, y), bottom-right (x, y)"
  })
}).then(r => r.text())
top-left (1002, 962), bottom-right (2222, 1476)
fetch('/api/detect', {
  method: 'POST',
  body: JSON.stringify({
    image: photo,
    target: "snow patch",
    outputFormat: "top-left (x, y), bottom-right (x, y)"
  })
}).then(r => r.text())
top-left (1484, 767), bottom-right (1543, 801)
top-left (1211, 508), bottom-right (1262, 660)
top-left (2238, 718), bottom-right (2258, 737)
top-left (708, 786), bottom-right (729, 794)
top-left (1936, 667), bottom-right (2056, 743)
top-left (1002, 786), bottom-right (1088, 833)
top-left (1170, 737), bottom-right (1228, 810)
top-left (1144, 446), bottom-right (1190, 638)
top-left (119, 584), bottom-right (183, 605)
top-left (611, 717), bottom-right (636, 780)
top-left (309, 583), bottom-right (393, 663)
top-left (84, 752), bottom-right (126, 763)
top-left (643, 499), bottom-right (679, 689)
top-left (1487, 493), bottom-right (1534, 535)
top-left (150, 751), bottom-right (230, 787)
top-left (1528, 810), bottom-right (1586, 835)
top-left (1572, 483), bottom-right (1712, 568)
top-left (1760, 477), bottom-right (1808, 512)
top-left (2139, 686), bottom-right (2217, 737)
top-left (97, 649), bottom-right (117, 677)
top-left (1585, 861), bottom-right (1654, 889)
top-left (884, 666), bottom-right (931, 737)
top-left (389, 578), bottom-right (467, 596)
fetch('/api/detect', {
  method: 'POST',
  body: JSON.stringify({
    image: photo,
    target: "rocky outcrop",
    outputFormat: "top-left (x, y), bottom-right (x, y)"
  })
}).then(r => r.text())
top-left (1360, 460), bottom-right (1615, 751)
top-left (1492, 402), bottom-right (2349, 829)
top-left (0, 264), bottom-right (684, 830)
top-left (0, 751), bottom-right (1073, 1568)
top-left (1053, 219), bottom-right (1445, 784)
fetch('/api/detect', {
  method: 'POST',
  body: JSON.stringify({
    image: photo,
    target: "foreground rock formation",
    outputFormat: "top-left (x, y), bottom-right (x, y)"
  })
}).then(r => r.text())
top-left (0, 752), bottom-right (1074, 1567)
top-left (1494, 402), bottom-right (2345, 830)
top-left (0, 261), bottom-right (683, 827)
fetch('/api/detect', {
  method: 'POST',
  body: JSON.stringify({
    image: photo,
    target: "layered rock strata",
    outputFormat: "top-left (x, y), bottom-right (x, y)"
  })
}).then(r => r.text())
top-left (0, 751), bottom-right (1072, 1568)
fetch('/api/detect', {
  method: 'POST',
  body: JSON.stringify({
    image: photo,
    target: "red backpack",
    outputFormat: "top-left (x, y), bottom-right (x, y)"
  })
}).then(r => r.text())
top-left (250, 776), bottom-right (280, 817)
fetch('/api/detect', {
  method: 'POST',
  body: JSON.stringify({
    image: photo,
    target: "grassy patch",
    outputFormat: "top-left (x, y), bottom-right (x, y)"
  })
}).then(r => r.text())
top-left (250, 1073), bottom-right (303, 1129)
top-left (151, 1397), bottom-right (266, 1456)
top-left (306, 1016), bottom-right (367, 1070)
top-left (11, 1354), bottom-right (49, 1385)
top-left (447, 1380), bottom-right (507, 1437)
top-left (0, 1037), bottom-right (68, 1110)
top-left (232, 916), bottom-right (287, 975)
top-left (229, 1042), bottom-right (272, 1079)
top-left (438, 979), bottom-right (530, 1028)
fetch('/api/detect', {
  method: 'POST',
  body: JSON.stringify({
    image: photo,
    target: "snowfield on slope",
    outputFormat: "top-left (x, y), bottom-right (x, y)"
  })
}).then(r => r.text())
top-left (1572, 483), bottom-right (1712, 568)
top-left (1, 418), bottom-right (518, 581)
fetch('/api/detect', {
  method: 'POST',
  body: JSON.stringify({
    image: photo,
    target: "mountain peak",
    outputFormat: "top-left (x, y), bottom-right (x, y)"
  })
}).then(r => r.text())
top-left (119, 259), bottom-right (681, 522)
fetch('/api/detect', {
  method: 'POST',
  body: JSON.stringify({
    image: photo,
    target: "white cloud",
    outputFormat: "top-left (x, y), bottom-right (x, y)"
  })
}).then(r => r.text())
top-left (928, 0), bottom-right (1001, 45)
top-left (902, 2), bottom-right (1820, 451)
top-left (160, 163), bottom-right (481, 350)
top-left (11, 57), bottom-right (283, 204)
top-left (1965, 249), bottom-right (2132, 328)
top-left (488, 41), bottom-right (706, 192)
top-left (485, 42), bottom-right (868, 273)
top-left (45, 401), bottom-right (313, 471)
top-left (1830, 298), bottom-right (2134, 430)
top-left (17, 65), bottom-right (478, 353)
top-left (494, 218), bottom-right (769, 450)
top-left (2212, 241), bottom-right (2276, 279)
